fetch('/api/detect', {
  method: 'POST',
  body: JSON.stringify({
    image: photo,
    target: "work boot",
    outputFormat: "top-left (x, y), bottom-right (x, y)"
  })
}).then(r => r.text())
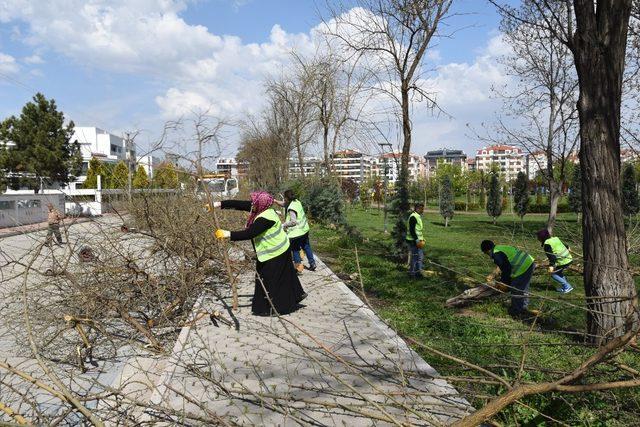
top-left (307, 263), bottom-right (317, 272)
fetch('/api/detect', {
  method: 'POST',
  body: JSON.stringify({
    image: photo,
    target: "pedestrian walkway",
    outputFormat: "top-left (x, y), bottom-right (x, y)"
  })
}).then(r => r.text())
top-left (116, 257), bottom-right (473, 425)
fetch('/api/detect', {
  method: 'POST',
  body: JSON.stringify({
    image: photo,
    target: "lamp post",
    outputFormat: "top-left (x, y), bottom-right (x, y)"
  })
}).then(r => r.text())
top-left (378, 142), bottom-right (392, 233)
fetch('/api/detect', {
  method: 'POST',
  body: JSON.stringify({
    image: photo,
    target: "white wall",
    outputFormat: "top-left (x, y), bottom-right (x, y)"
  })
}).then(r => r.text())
top-left (0, 193), bottom-right (65, 228)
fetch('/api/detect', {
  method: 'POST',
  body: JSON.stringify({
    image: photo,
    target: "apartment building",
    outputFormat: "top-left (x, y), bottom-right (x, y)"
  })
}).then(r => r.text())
top-left (370, 152), bottom-right (427, 182)
top-left (424, 148), bottom-right (468, 174)
top-left (289, 157), bottom-right (322, 177)
top-left (475, 144), bottom-right (525, 182)
top-left (330, 150), bottom-right (371, 183)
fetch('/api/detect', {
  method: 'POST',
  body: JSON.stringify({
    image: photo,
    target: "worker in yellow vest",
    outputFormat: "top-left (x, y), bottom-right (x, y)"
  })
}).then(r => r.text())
top-left (405, 203), bottom-right (425, 278)
top-left (212, 191), bottom-right (306, 316)
top-left (481, 240), bottom-right (537, 317)
top-left (277, 190), bottom-right (316, 274)
top-left (537, 229), bottom-right (573, 294)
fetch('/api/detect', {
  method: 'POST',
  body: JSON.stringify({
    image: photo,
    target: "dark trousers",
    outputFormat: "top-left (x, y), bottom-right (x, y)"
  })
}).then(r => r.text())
top-left (46, 223), bottom-right (62, 244)
top-left (509, 263), bottom-right (535, 314)
top-left (407, 240), bottom-right (424, 276)
top-left (290, 232), bottom-right (315, 267)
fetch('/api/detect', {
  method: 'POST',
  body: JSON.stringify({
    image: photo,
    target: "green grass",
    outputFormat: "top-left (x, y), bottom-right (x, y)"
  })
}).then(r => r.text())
top-left (311, 207), bottom-right (640, 426)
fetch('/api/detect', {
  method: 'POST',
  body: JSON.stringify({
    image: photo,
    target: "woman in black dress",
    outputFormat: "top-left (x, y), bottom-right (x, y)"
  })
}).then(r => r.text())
top-left (213, 191), bottom-right (306, 315)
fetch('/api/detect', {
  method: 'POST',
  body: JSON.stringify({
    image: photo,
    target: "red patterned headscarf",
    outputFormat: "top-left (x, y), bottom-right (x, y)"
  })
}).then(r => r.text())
top-left (247, 191), bottom-right (274, 226)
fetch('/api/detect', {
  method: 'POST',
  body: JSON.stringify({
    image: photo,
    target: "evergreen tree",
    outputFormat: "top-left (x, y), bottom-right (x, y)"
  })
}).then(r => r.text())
top-left (132, 165), bottom-right (150, 189)
top-left (110, 161), bottom-right (129, 189)
top-left (152, 162), bottom-right (179, 189)
top-left (513, 171), bottom-right (530, 220)
top-left (392, 169), bottom-right (410, 258)
top-left (486, 173), bottom-right (503, 224)
top-left (439, 174), bottom-right (454, 227)
top-left (567, 165), bottom-right (582, 216)
top-left (84, 157), bottom-right (107, 189)
top-left (0, 93), bottom-right (82, 191)
top-left (622, 162), bottom-right (640, 218)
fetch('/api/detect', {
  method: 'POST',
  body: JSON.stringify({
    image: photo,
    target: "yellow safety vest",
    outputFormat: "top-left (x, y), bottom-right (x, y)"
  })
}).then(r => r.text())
top-left (544, 237), bottom-right (572, 267)
top-left (406, 211), bottom-right (424, 241)
top-left (253, 209), bottom-right (290, 262)
top-left (494, 245), bottom-right (534, 278)
top-left (285, 199), bottom-right (310, 238)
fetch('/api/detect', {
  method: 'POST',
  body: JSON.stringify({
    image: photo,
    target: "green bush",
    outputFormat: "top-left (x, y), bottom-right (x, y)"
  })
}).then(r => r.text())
top-left (453, 202), bottom-right (481, 211)
top-left (528, 203), bottom-right (572, 214)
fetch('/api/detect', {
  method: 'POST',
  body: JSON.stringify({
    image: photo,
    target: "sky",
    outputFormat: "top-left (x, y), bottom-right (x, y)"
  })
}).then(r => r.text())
top-left (0, 0), bottom-right (515, 158)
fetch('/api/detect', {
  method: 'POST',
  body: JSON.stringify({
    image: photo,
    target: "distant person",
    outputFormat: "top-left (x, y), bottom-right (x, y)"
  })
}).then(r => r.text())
top-left (212, 191), bottom-right (306, 316)
top-left (481, 240), bottom-right (537, 317)
top-left (537, 229), bottom-right (573, 294)
top-left (46, 203), bottom-right (64, 246)
top-left (276, 190), bottom-right (317, 273)
top-left (406, 203), bottom-right (426, 278)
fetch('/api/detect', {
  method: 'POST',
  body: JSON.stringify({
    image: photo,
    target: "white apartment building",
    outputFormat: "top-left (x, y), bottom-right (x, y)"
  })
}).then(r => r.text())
top-left (370, 152), bottom-right (427, 182)
top-left (475, 144), bottom-right (526, 182)
top-left (68, 127), bottom-right (135, 189)
top-left (289, 157), bottom-right (322, 177)
top-left (215, 157), bottom-right (248, 178)
top-left (330, 150), bottom-right (371, 183)
top-left (526, 150), bottom-right (547, 180)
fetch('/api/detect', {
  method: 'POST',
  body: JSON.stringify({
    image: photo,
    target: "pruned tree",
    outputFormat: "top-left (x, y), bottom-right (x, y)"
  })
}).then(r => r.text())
top-left (489, 0), bottom-right (579, 232)
top-left (486, 173), bottom-right (503, 225)
top-left (622, 162), bottom-right (640, 218)
top-left (491, 0), bottom-right (640, 345)
top-left (513, 171), bottom-right (530, 221)
top-left (326, 0), bottom-right (453, 253)
top-left (439, 174), bottom-right (454, 227)
top-left (0, 93), bottom-right (82, 191)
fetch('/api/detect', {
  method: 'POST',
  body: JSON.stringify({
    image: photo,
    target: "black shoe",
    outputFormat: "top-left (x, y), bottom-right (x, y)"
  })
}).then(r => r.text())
top-left (307, 264), bottom-right (316, 272)
top-left (298, 292), bottom-right (308, 303)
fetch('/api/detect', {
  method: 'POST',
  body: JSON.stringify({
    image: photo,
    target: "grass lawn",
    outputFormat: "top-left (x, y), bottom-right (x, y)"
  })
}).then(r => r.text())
top-left (311, 206), bottom-right (640, 426)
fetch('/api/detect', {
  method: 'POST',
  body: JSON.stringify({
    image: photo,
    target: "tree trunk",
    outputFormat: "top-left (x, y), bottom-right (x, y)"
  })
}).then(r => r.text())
top-left (295, 129), bottom-right (306, 179)
top-left (323, 123), bottom-right (330, 173)
top-left (445, 217), bottom-right (449, 227)
top-left (493, 216), bottom-right (496, 225)
top-left (572, 0), bottom-right (639, 344)
top-left (547, 182), bottom-right (561, 233)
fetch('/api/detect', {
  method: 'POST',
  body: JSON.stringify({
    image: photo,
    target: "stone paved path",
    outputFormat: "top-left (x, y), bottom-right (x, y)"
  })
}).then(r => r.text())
top-left (117, 256), bottom-right (473, 426)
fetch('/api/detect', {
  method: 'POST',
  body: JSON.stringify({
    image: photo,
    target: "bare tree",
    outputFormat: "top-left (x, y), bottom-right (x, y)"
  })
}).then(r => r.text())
top-left (266, 68), bottom-right (317, 178)
top-left (325, 0), bottom-right (453, 251)
top-left (292, 48), bottom-right (371, 172)
top-left (494, 0), bottom-right (579, 232)
top-left (492, 0), bottom-right (640, 344)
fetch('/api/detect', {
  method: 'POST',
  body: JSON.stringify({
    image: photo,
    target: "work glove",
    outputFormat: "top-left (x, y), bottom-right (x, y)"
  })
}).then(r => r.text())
top-left (416, 240), bottom-right (425, 249)
top-left (214, 229), bottom-right (230, 239)
top-left (548, 266), bottom-right (555, 273)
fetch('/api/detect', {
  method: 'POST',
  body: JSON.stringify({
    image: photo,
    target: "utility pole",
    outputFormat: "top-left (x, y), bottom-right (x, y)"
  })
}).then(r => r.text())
top-left (125, 132), bottom-right (133, 202)
top-left (378, 142), bottom-right (392, 233)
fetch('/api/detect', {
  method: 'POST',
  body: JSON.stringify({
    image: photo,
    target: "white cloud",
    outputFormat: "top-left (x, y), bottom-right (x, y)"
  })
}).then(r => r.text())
top-left (0, 52), bottom-right (19, 74)
top-left (23, 54), bottom-right (43, 64)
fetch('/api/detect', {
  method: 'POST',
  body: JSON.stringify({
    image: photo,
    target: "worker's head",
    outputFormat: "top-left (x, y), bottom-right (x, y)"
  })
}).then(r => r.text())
top-left (284, 189), bottom-right (296, 203)
top-left (480, 240), bottom-right (495, 255)
top-left (414, 203), bottom-right (424, 214)
top-left (46, 203), bottom-right (54, 211)
top-left (536, 229), bottom-right (551, 243)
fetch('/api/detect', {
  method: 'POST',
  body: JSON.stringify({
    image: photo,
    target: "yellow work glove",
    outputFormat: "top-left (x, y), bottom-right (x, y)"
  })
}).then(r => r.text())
top-left (204, 203), bottom-right (212, 212)
top-left (214, 229), bottom-right (230, 239)
top-left (548, 266), bottom-right (555, 273)
top-left (416, 240), bottom-right (425, 249)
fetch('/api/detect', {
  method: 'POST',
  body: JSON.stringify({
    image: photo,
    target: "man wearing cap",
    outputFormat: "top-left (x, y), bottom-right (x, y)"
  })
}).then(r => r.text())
top-left (481, 240), bottom-right (537, 317)
top-left (537, 229), bottom-right (573, 294)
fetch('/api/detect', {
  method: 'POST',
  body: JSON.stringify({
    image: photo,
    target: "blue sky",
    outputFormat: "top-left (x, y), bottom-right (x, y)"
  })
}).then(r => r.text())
top-left (0, 0), bottom-right (512, 156)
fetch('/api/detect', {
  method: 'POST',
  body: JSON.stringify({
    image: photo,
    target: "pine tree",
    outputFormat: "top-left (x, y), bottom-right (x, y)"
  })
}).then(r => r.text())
top-left (439, 174), bottom-right (454, 227)
top-left (152, 162), bottom-right (179, 189)
top-left (110, 161), bottom-right (129, 189)
top-left (622, 162), bottom-right (639, 218)
top-left (0, 93), bottom-right (82, 191)
top-left (513, 171), bottom-right (529, 220)
top-left (84, 158), bottom-right (106, 189)
top-left (132, 165), bottom-right (150, 189)
top-left (391, 169), bottom-right (410, 258)
top-left (486, 173), bottom-right (502, 224)
top-left (567, 165), bottom-right (582, 216)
